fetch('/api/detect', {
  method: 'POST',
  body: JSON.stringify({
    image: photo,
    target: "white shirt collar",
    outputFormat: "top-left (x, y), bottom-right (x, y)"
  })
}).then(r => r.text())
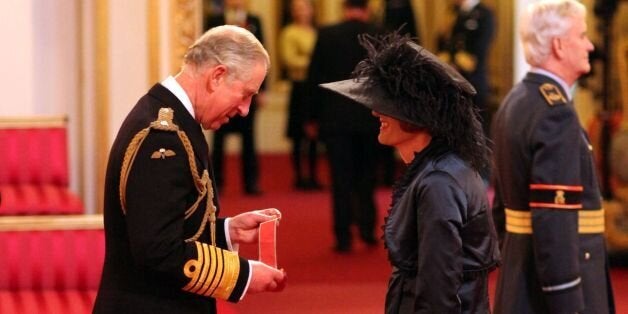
top-left (160, 76), bottom-right (195, 118)
top-left (529, 67), bottom-right (573, 100)
top-left (461, 0), bottom-right (480, 12)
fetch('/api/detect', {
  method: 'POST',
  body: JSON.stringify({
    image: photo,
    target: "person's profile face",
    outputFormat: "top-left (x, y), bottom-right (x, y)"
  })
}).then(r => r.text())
top-left (372, 111), bottom-right (415, 149)
top-left (560, 14), bottom-right (594, 79)
top-left (197, 63), bottom-right (266, 130)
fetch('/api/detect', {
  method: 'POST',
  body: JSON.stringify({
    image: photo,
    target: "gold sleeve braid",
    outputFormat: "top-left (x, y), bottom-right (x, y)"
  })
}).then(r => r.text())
top-left (119, 107), bottom-right (218, 245)
top-left (182, 241), bottom-right (241, 300)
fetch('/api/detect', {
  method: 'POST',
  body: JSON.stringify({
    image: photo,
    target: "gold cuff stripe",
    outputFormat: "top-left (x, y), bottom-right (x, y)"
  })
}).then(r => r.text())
top-left (203, 245), bottom-right (223, 297)
top-left (213, 249), bottom-right (241, 300)
top-left (182, 241), bottom-right (240, 300)
top-left (191, 242), bottom-right (213, 294)
top-left (528, 202), bottom-right (582, 210)
top-left (505, 208), bottom-right (605, 234)
top-left (529, 184), bottom-right (583, 191)
top-left (182, 242), bottom-right (204, 291)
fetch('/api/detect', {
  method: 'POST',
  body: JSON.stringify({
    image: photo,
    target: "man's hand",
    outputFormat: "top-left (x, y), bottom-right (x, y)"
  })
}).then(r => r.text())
top-left (229, 208), bottom-right (282, 244)
top-left (247, 261), bottom-right (287, 293)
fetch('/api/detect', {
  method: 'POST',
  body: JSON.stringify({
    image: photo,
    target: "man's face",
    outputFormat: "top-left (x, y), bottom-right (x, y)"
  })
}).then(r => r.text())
top-left (225, 0), bottom-right (245, 10)
top-left (292, 0), bottom-right (313, 23)
top-left (560, 14), bottom-right (594, 80)
top-left (373, 111), bottom-right (415, 149)
top-left (196, 62), bottom-right (266, 130)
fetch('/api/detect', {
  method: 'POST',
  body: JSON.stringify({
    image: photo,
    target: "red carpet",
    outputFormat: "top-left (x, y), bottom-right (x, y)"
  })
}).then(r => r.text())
top-left (217, 153), bottom-right (628, 314)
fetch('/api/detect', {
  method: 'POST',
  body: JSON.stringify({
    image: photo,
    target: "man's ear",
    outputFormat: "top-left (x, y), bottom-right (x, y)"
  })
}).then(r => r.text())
top-left (207, 64), bottom-right (228, 91)
top-left (552, 37), bottom-right (565, 59)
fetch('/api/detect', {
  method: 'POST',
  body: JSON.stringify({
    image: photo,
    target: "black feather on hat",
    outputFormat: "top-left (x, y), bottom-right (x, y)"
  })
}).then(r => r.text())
top-left (320, 31), bottom-right (489, 172)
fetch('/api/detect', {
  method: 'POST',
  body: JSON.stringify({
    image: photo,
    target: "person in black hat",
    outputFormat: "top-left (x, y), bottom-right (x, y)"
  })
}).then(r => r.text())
top-left (321, 32), bottom-right (500, 313)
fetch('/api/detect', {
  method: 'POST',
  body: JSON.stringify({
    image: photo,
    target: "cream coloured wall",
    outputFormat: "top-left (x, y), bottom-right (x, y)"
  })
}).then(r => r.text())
top-left (108, 0), bottom-right (150, 146)
top-left (0, 0), bottom-right (35, 116)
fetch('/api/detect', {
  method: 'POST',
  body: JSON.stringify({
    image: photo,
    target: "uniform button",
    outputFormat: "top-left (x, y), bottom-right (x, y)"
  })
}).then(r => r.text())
top-left (584, 252), bottom-right (591, 260)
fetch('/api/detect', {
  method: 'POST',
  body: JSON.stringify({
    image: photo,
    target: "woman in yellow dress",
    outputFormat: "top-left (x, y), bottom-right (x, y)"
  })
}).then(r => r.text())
top-left (280, 0), bottom-right (321, 190)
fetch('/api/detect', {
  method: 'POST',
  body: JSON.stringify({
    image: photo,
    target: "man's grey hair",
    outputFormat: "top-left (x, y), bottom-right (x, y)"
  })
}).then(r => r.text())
top-left (184, 25), bottom-right (270, 80)
top-left (519, 0), bottom-right (586, 67)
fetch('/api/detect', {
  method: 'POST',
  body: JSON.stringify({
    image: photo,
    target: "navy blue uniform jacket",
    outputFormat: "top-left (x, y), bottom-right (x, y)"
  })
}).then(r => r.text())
top-left (492, 72), bottom-right (615, 314)
top-left (94, 84), bottom-right (250, 313)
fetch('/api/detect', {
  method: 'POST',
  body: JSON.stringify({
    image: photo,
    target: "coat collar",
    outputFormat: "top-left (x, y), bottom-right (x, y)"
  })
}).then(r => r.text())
top-left (523, 71), bottom-right (571, 101)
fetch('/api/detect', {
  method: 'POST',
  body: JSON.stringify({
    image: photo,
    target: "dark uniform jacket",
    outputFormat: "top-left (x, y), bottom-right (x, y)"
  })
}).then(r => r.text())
top-left (384, 141), bottom-right (499, 314)
top-left (491, 72), bottom-right (615, 314)
top-left (93, 84), bottom-right (250, 313)
top-left (306, 19), bottom-right (380, 137)
top-left (439, 3), bottom-right (494, 99)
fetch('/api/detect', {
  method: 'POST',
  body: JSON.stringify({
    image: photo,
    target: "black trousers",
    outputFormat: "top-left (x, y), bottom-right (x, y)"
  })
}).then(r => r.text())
top-left (290, 135), bottom-right (319, 184)
top-left (211, 107), bottom-right (259, 191)
top-left (323, 133), bottom-right (379, 246)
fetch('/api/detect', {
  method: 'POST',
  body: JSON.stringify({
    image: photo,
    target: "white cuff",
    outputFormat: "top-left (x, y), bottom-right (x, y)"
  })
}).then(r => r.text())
top-left (224, 218), bottom-right (239, 252)
top-left (240, 261), bottom-right (253, 300)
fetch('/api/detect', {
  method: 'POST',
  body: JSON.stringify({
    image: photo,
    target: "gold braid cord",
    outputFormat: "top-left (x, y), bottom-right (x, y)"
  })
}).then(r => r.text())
top-left (119, 107), bottom-right (217, 245)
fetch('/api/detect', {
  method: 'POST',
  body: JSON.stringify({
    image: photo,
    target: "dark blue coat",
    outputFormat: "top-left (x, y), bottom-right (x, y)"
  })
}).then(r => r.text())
top-left (385, 142), bottom-right (499, 313)
top-left (94, 84), bottom-right (250, 313)
top-left (492, 72), bottom-right (615, 313)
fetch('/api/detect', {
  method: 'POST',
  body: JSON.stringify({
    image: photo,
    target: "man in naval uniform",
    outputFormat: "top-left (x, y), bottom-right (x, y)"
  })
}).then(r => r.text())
top-left (491, 0), bottom-right (614, 313)
top-left (93, 25), bottom-right (286, 313)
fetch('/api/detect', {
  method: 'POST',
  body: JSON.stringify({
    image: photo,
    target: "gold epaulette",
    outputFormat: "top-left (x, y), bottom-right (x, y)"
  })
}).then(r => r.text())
top-left (539, 83), bottom-right (567, 106)
top-left (182, 241), bottom-right (241, 300)
top-left (119, 107), bottom-right (218, 245)
top-left (149, 106), bottom-right (179, 131)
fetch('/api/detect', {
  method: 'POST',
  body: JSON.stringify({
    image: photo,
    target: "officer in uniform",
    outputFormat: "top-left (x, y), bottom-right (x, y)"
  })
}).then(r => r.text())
top-left (437, 0), bottom-right (494, 137)
top-left (491, 1), bottom-right (615, 313)
top-left (93, 25), bottom-right (286, 313)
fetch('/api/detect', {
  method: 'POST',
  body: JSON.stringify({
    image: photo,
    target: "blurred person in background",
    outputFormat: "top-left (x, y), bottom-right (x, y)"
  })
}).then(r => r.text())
top-left (280, 0), bottom-right (322, 191)
top-left (205, 0), bottom-right (265, 195)
top-left (437, 0), bottom-right (495, 138)
top-left (305, 0), bottom-right (381, 253)
top-left (491, 0), bottom-right (615, 313)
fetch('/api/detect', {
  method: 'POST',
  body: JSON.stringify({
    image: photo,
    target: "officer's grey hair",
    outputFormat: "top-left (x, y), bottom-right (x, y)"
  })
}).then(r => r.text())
top-left (183, 25), bottom-right (270, 80)
top-left (519, 0), bottom-right (586, 67)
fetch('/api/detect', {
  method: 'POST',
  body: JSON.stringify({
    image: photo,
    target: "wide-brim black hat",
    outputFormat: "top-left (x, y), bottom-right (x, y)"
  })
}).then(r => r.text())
top-left (319, 34), bottom-right (476, 128)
